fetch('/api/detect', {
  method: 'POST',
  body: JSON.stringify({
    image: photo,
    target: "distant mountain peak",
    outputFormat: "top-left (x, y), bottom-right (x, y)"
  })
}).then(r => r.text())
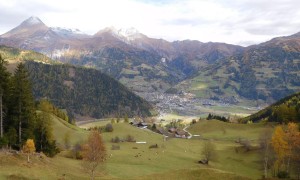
top-left (21, 16), bottom-right (44, 26)
top-left (118, 27), bottom-right (140, 37)
top-left (96, 26), bottom-right (143, 41)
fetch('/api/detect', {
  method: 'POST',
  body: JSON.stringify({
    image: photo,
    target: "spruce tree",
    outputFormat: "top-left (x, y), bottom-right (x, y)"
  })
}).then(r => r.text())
top-left (0, 55), bottom-right (10, 139)
top-left (10, 63), bottom-right (35, 146)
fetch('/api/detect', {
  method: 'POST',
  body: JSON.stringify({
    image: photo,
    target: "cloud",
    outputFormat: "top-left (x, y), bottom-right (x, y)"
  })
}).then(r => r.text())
top-left (0, 0), bottom-right (300, 46)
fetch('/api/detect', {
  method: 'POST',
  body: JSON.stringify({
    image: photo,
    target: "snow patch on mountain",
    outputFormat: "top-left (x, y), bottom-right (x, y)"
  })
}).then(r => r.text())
top-left (102, 26), bottom-right (143, 41)
top-left (23, 16), bottom-right (43, 25)
top-left (51, 27), bottom-right (86, 37)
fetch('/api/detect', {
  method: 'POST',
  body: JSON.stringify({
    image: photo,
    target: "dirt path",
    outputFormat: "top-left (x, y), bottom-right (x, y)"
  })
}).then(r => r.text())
top-left (183, 125), bottom-right (193, 139)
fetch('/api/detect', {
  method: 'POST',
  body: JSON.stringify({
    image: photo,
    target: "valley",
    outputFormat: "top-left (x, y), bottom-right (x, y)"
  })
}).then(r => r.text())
top-left (0, 14), bottom-right (300, 180)
top-left (1, 16), bottom-right (300, 114)
top-left (138, 91), bottom-right (260, 118)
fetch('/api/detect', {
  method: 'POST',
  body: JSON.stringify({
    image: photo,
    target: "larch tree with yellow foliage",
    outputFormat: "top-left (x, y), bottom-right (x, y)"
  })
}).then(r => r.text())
top-left (271, 126), bottom-right (288, 174)
top-left (284, 123), bottom-right (300, 173)
top-left (23, 139), bottom-right (36, 163)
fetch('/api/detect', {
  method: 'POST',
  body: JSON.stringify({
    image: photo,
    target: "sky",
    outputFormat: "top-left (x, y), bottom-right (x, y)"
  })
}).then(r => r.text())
top-left (0, 0), bottom-right (300, 46)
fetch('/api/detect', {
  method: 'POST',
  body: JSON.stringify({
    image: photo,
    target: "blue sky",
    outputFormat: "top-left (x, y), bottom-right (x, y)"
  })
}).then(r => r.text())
top-left (0, 0), bottom-right (299, 46)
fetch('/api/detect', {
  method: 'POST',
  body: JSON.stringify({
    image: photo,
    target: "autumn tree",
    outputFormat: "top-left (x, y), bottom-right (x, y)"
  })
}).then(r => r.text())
top-left (294, 131), bottom-right (300, 179)
top-left (23, 139), bottom-right (36, 163)
top-left (271, 126), bottom-right (288, 175)
top-left (201, 140), bottom-right (217, 164)
top-left (82, 130), bottom-right (106, 180)
top-left (284, 123), bottom-right (299, 173)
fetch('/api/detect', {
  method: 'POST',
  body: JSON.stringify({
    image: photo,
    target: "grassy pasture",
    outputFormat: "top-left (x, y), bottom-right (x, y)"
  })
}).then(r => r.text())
top-left (0, 115), bottom-right (273, 179)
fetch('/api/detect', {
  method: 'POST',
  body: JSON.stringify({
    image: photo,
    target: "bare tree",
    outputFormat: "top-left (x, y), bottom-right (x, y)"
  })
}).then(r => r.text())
top-left (259, 128), bottom-right (273, 178)
top-left (240, 138), bottom-right (251, 152)
top-left (82, 130), bottom-right (106, 180)
top-left (201, 140), bottom-right (217, 164)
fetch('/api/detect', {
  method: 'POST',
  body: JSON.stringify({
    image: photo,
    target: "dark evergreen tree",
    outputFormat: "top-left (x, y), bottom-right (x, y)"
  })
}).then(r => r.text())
top-left (0, 55), bottom-right (10, 139)
top-left (35, 111), bottom-right (59, 157)
top-left (9, 63), bottom-right (36, 146)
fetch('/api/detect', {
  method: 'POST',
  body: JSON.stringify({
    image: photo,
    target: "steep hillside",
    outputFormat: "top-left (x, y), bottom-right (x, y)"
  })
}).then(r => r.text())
top-left (242, 91), bottom-right (300, 123)
top-left (173, 33), bottom-right (300, 105)
top-left (25, 61), bottom-right (153, 118)
top-left (0, 46), bottom-right (153, 119)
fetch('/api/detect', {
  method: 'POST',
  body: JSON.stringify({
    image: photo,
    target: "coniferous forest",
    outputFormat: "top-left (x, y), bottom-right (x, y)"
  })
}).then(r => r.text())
top-left (0, 56), bottom-right (59, 156)
top-left (25, 61), bottom-right (153, 118)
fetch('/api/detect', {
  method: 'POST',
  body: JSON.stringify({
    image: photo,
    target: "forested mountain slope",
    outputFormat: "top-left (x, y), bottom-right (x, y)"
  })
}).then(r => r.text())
top-left (242, 92), bottom-right (300, 123)
top-left (25, 61), bottom-right (153, 118)
top-left (0, 45), bottom-right (153, 119)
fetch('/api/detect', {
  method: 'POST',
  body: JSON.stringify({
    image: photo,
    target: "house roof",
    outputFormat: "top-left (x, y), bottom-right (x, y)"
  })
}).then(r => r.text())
top-left (176, 130), bottom-right (186, 136)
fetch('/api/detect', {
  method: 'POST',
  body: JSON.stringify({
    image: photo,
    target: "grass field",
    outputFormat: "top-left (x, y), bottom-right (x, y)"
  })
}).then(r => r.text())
top-left (0, 115), bottom-right (274, 179)
top-left (188, 120), bottom-right (273, 141)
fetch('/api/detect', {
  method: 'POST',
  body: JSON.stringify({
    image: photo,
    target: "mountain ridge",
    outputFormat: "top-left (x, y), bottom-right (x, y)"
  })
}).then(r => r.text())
top-left (1, 16), bottom-right (300, 105)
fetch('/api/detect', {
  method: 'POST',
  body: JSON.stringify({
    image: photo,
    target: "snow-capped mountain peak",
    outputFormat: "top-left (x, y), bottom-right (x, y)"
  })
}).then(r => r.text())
top-left (118, 27), bottom-right (140, 37)
top-left (22, 16), bottom-right (44, 26)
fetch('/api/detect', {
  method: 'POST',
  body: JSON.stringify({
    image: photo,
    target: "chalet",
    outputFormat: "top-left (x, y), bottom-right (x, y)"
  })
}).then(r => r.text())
top-left (157, 128), bottom-right (169, 136)
top-left (130, 121), bottom-right (148, 129)
top-left (168, 127), bottom-right (176, 133)
top-left (175, 130), bottom-right (187, 138)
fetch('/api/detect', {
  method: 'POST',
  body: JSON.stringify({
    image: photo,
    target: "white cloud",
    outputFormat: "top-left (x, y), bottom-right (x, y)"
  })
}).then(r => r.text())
top-left (0, 0), bottom-right (300, 46)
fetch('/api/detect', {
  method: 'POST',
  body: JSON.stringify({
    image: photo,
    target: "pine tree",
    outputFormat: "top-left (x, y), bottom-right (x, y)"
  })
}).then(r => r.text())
top-left (10, 63), bottom-right (36, 146)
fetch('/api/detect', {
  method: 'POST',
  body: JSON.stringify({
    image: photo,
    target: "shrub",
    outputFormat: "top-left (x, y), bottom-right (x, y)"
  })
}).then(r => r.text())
top-left (125, 135), bottom-right (135, 142)
top-left (71, 142), bottom-right (83, 159)
top-left (149, 144), bottom-right (159, 149)
top-left (43, 140), bottom-right (60, 157)
top-left (111, 144), bottom-right (120, 150)
top-left (105, 123), bottom-right (113, 132)
top-left (0, 137), bottom-right (8, 148)
top-left (111, 119), bottom-right (116, 124)
top-left (111, 136), bottom-right (120, 143)
top-left (124, 115), bottom-right (129, 123)
top-left (240, 139), bottom-right (251, 151)
top-left (191, 119), bottom-right (197, 125)
top-left (277, 171), bottom-right (289, 179)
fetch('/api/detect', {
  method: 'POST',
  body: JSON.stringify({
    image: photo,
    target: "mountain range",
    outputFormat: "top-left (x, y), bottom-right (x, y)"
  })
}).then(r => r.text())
top-left (1, 16), bottom-right (300, 105)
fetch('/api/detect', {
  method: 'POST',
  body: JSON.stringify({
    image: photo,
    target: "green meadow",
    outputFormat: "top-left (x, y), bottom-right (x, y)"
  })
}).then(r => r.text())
top-left (0, 116), bottom-right (274, 179)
